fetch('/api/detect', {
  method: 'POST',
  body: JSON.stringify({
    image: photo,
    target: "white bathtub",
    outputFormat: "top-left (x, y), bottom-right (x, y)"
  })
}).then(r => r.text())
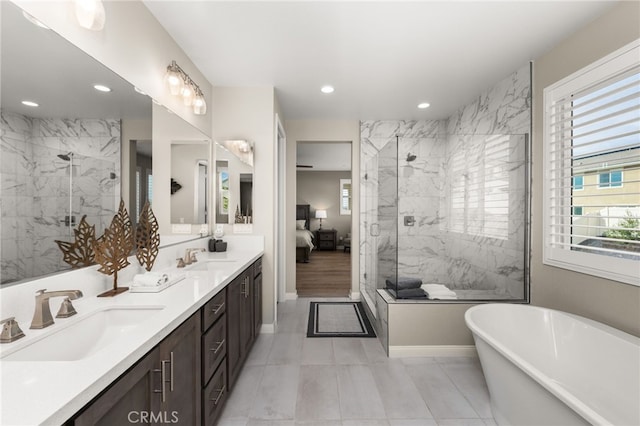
top-left (465, 304), bottom-right (640, 426)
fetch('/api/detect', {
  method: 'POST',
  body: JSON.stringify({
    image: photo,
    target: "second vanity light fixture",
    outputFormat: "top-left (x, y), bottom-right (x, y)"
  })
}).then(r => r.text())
top-left (165, 60), bottom-right (207, 115)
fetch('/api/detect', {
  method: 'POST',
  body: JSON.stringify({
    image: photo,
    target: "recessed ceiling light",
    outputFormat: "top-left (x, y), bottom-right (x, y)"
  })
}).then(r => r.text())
top-left (22, 101), bottom-right (39, 107)
top-left (321, 85), bottom-right (335, 94)
top-left (418, 102), bottom-right (430, 109)
top-left (22, 11), bottom-right (50, 29)
top-left (94, 84), bottom-right (111, 92)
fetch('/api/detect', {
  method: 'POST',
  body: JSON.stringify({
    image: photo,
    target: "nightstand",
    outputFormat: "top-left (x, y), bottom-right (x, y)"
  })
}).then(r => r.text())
top-left (315, 229), bottom-right (337, 251)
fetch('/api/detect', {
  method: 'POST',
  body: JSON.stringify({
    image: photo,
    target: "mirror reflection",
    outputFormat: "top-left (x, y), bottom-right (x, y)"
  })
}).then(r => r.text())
top-left (170, 141), bottom-right (210, 225)
top-left (0, 1), bottom-right (151, 285)
top-left (215, 141), bottom-right (254, 224)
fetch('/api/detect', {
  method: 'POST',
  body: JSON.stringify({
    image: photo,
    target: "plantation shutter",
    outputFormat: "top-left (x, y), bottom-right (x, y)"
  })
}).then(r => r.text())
top-left (543, 39), bottom-right (640, 285)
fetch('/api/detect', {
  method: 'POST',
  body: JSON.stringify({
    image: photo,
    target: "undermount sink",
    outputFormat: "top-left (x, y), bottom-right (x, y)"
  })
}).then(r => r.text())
top-left (2, 306), bottom-right (165, 362)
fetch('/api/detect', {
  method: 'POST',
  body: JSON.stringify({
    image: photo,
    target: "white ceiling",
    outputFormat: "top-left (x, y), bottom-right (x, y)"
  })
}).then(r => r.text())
top-left (144, 0), bottom-right (616, 121)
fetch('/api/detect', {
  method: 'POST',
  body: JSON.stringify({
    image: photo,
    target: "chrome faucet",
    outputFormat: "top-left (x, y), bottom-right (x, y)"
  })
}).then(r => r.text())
top-left (183, 248), bottom-right (205, 265)
top-left (30, 289), bottom-right (83, 329)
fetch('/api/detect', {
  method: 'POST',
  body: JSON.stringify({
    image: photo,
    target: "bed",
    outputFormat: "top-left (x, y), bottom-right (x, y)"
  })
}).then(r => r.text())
top-left (296, 204), bottom-right (315, 263)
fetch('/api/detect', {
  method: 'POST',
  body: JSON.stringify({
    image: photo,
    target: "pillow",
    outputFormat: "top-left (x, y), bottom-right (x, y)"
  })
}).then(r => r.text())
top-left (296, 220), bottom-right (306, 230)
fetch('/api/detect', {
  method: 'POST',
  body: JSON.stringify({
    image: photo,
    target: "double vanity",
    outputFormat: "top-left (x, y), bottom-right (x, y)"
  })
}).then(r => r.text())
top-left (0, 238), bottom-right (263, 425)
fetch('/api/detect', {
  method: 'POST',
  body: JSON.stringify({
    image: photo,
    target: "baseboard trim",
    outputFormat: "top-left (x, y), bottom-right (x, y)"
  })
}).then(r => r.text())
top-left (388, 345), bottom-right (477, 358)
top-left (285, 292), bottom-right (298, 300)
top-left (260, 323), bottom-right (275, 334)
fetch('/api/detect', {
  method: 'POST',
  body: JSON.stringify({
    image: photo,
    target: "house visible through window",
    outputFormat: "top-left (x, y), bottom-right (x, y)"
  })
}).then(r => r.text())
top-left (543, 39), bottom-right (640, 285)
top-left (572, 175), bottom-right (584, 190)
top-left (598, 170), bottom-right (623, 188)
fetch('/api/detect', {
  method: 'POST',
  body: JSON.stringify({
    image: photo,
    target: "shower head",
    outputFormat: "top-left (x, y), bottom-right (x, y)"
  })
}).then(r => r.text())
top-left (57, 152), bottom-right (73, 161)
top-left (406, 153), bottom-right (417, 162)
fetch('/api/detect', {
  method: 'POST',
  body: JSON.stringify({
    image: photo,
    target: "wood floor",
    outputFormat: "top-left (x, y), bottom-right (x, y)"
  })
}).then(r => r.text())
top-left (296, 249), bottom-right (351, 297)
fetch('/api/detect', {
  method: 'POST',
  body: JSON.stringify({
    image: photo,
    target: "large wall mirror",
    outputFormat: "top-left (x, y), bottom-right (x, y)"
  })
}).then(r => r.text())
top-left (170, 141), bottom-right (211, 225)
top-left (0, 2), bottom-right (208, 286)
top-left (215, 140), bottom-right (254, 224)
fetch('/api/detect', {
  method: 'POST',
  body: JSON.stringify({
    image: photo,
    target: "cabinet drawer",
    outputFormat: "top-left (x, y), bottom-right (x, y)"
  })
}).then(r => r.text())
top-left (202, 290), bottom-right (226, 332)
top-left (203, 362), bottom-right (227, 426)
top-left (202, 317), bottom-right (226, 386)
top-left (318, 241), bottom-right (334, 249)
top-left (319, 233), bottom-right (334, 241)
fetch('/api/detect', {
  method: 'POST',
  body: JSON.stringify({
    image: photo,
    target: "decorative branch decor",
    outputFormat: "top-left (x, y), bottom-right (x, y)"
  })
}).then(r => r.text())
top-left (55, 215), bottom-right (96, 268)
top-left (93, 200), bottom-right (134, 297)
top-left (135, 201), bottom-right (160, 271)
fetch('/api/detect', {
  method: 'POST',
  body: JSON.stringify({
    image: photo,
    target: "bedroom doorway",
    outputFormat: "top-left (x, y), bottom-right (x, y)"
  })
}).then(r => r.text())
top-left (296, 141), bottom-right (352, 297)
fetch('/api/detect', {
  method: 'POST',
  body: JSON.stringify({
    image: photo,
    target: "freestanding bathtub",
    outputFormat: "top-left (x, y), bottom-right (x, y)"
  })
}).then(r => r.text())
top-left (465, 304), bottom-right (640, 426)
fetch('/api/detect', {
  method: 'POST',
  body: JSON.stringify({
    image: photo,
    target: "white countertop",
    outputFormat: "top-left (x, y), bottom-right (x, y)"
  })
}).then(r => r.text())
top-left (0, 248), bottom-right (262, 425)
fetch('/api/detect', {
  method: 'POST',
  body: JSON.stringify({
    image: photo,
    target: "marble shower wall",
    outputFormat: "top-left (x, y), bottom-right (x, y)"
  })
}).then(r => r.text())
top-left (360, 63), bottom-right (530, 300)
top-left (1, 110), bottom-right (120, 284)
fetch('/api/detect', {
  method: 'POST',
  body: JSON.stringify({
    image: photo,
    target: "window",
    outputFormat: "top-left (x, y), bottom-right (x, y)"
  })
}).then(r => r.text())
top-left (543, 39), bottom-right (640, 286)
top-left (572, 175), bottom-right (584, 190)
top-left (598, 170), bottom-right (623, 188)
top-left (340, 179), bottom-right (352, 215)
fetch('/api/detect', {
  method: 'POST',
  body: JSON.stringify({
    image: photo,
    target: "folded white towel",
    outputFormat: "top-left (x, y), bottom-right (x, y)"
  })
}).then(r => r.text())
top-left (133, 273), bottom-right (169, 287)
top-left (421, 284), bottom-right (457, 299)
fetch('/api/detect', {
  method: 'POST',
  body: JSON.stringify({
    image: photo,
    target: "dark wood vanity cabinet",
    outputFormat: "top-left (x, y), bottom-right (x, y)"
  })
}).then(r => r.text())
top-left (71, 257), bottom-right (262, 426)
top-left (253, 258), bottom-right (262, 337)
top-left (73, 314), bottom-right (200, 425)
top-left (227, 267), bottom-right (253, 390)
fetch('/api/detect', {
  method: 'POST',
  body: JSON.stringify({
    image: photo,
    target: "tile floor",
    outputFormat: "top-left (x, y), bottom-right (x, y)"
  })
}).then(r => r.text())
top-left (219, 298), bottom-right (495, 426)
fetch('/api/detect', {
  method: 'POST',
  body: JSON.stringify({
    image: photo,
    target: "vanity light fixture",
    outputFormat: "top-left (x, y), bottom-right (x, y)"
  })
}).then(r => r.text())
top-left (321, 85), bottom-right (335, 94)
top-left (21, 101), bottom-right (39, 107)
top-left (164, 60), bottom-right (207, 115)
top-left (93, 84), bottom-right (111, 92)
top-left (74, 0), bottom-right (106, 31)
top-left (418, 102), bottom-right (431, 109)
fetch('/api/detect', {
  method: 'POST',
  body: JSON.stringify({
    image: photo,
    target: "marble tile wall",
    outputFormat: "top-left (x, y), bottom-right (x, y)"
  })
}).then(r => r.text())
top-left (360, 63), bottom-right (530, 302)
top-left (0, 110), bottom-right (120, 284)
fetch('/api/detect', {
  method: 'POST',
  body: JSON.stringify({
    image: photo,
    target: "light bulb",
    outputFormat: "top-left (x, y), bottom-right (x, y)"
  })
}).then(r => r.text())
top-left (75, 0), bottom-right (105, 31)
top-left (193, 93), bottom-right (207, 115)
top-left (165, 63), bottom-right (184, 96)
top-left (182, 83), bottom-right (195, 106)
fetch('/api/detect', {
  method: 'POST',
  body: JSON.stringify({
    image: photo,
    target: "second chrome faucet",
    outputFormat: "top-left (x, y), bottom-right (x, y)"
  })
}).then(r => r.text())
top-left (30, 289), bottom-right (83, 329)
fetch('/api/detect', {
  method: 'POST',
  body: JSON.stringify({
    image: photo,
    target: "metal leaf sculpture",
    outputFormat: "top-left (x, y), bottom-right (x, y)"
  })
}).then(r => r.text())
top-left (135, 201), bottom-right (160, 272)
top-left (55, 215), bottom-right (96, 268)
top-left (93, 200), bottom-right (133, 297)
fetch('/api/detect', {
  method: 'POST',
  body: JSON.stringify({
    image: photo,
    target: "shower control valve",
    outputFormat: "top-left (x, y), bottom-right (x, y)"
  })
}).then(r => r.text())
top-left (404, 216), bottom-right (415, 227)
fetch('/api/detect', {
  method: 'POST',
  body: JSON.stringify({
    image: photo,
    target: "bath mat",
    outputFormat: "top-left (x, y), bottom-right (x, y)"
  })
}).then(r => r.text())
top-left (307, 301), bottom-right (376, 338)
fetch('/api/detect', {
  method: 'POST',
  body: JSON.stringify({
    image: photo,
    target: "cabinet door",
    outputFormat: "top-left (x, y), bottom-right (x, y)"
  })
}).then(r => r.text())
top-left (253, 271), bottom-right (262, 337)
top-left (159, 314), bottom-right (200, 425)
top-left (74, 348), bottom-right (161, 426)
top-left (226, 275), bottom-right (242, 389)
top-left (239, 271), bottom-right (253, 357)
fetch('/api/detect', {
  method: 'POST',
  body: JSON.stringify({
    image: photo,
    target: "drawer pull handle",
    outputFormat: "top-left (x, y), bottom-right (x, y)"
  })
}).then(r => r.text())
top-left (211, 302), bottom-right (225, 315)
top-left (210, 339), bottom-right (225, 354)
top-left (169, 352), bottom-right (174, 392)
top-left (211, 386), bottom-right (226, 405)
top-left (153, 361), bottom-right (170, 402)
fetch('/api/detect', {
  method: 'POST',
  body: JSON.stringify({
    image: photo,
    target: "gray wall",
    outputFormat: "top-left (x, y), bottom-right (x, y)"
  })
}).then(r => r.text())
top-left (531, 1), bottom-right (640, 337)
top-left (297, 170), bottom-right (352, 244)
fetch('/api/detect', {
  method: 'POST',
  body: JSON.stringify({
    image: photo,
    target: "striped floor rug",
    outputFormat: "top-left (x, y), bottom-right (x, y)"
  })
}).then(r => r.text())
top-left (307, 301), bottom-right (376, 338)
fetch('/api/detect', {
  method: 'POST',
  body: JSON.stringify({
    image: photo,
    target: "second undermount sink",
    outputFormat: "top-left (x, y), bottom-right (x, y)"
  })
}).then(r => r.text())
top-left (2, 306), bottom-right (165, 362)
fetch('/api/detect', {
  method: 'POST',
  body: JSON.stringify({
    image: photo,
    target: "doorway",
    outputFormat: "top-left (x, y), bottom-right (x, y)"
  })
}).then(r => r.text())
top-left (296, 141), bottom-right (352, 297)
